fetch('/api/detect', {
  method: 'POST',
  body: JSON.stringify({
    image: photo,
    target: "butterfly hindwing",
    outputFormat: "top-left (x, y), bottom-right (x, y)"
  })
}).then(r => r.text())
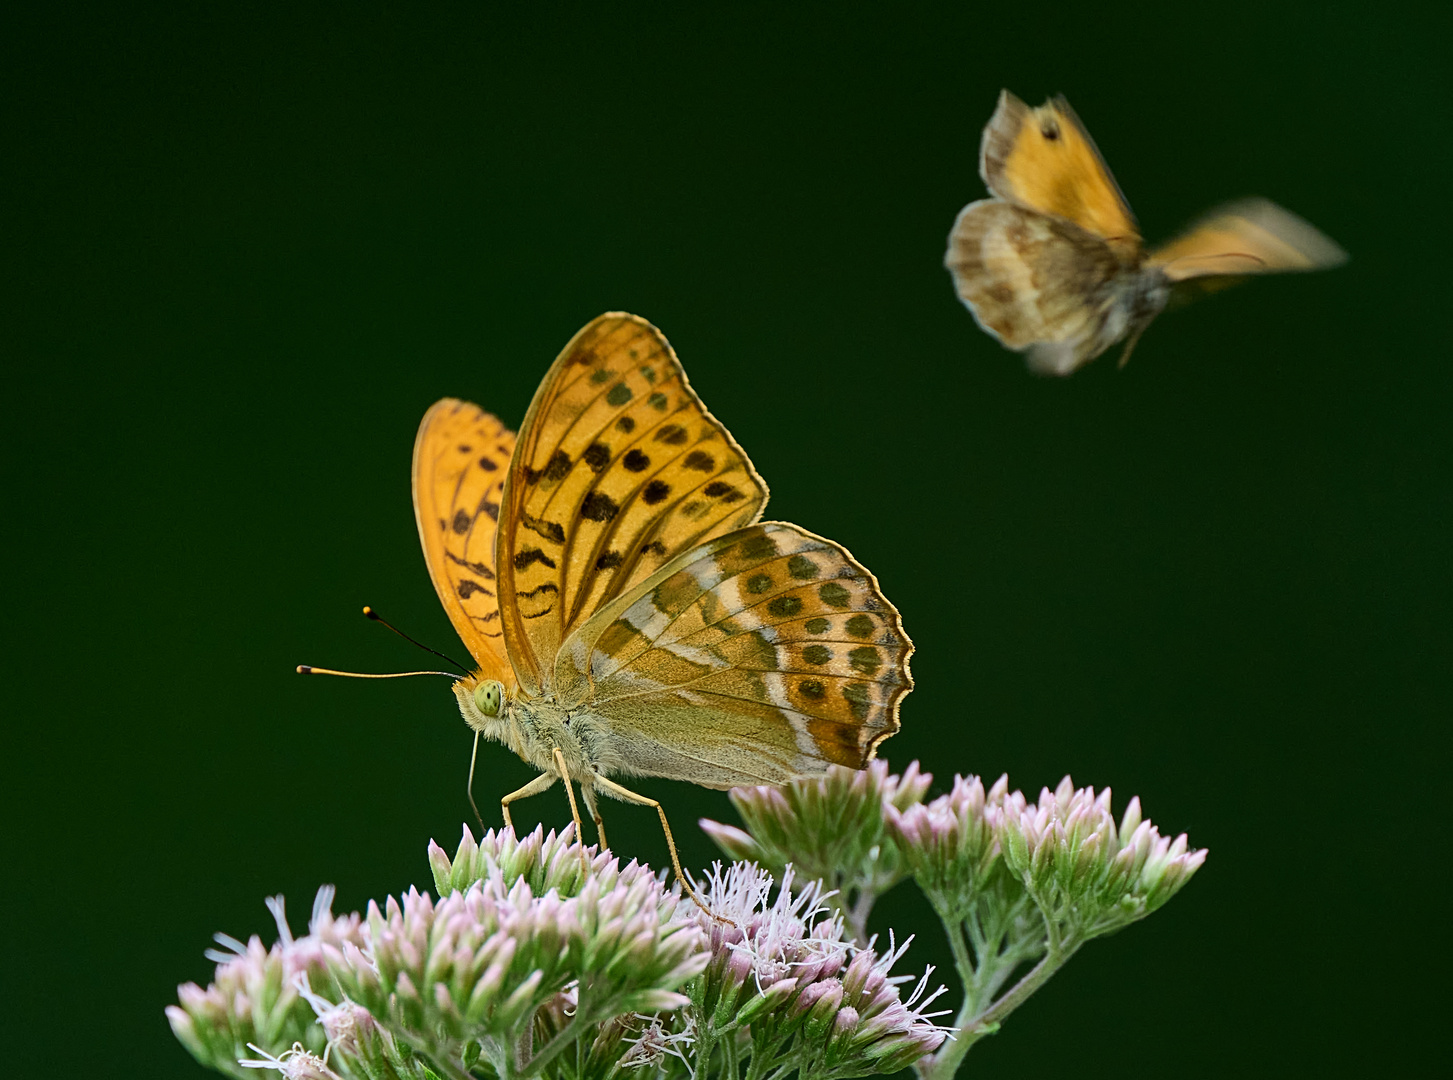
top-left (412, 399), bottom-right (517, 683)
top-left (554, 522), bottom-right (912, 788)
top-left (981, 91), bottom-right (1139, 256)
top-left (497, 313), bottom-right (769, 694)
top-left (946, 198), bottom-right (1128, 372)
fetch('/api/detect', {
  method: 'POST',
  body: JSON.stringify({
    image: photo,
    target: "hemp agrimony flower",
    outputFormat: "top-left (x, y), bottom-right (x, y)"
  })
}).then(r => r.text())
top-left (640, 861), bottom-right (950, 1080)
top-left (168, 889), bottom-right (367, 1080)
top-left (700, 760), bottom-right (931, 943)
top-left (172, 768), bottom-right (1204, 1080)
top-left (699, 764), bottom-right (1205, 1078)
top-left (888, 771), bottom-right (1206, 1079)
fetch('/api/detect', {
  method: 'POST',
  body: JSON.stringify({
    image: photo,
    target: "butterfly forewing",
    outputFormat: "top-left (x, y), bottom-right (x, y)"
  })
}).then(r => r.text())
top-left (1147, 197), bottom-right (1348, 282)
top-left (981, 91), bottom-right (1140, 251)
top-left (412, 399), bottom-right (517, 682)
top-left (555, 522), bottom-right (912, 788)
top-left (497, 313), bottom-right (768, 694)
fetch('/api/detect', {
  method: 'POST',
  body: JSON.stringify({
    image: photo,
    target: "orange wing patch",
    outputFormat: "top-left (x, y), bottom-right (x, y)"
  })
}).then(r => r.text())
top-left (981, 90), bottom-right (1140, 256)
top-left (496, 313), bottom-right (768, 695)
top-left (412, 399), bottom-right (517, 684)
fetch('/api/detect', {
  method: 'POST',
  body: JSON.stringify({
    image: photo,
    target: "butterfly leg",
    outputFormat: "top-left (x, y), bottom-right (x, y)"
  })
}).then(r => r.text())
top-left (465, 731), bottom-right (486, 836)
top-left (580, 783), bottom-right (608, 851)
top-left (499, 771), bottom-right (558, 835)
top-left (550, 746), bottom-right (587, 847)
top-left (591, 774), bottom-right (728, 923)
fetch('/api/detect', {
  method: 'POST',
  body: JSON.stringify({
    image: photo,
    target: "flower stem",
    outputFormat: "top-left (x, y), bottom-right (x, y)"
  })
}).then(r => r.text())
top-left (847, 887), bottom-right (877, 947)
top-left (969, 941), bottom-right (1073, 1034)
top-left (917, 916), bottom-right (1079, 1080)
top-left (519, 1014), bottom-right (592, 1079)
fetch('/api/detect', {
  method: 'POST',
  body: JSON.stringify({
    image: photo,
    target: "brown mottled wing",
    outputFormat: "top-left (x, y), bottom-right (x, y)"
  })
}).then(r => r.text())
top-left (1147, 198), bottom-right (1347, 281)
top-left (497, 313), bottom-right (769, 695)
top-left (946, 199), bottom-right (1128, 373)
top-left (412, 399), bottom-right (517, 683)
top-left (980, 90), bottom-right (1140, 252)
top-left (555, 522), bottom-right (912, 788)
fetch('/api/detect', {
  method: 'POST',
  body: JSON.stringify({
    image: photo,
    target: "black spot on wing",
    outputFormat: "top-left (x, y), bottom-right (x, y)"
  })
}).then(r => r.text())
top-left (513, 548), bottom-right (557, 571)
top-left (446, 551), bottom-right (496, 579)
top-left (703, 481), bottom-right (744, 502)
top-left (457, 580), bottom-right (493, 600)
top-left (583, 443), bottom-right (611, 473)
top-left (767, 595), bottom-right (802, 618)
top-left (580, 491), bottom-right (620, 522)
top-left (451, 510), bottom-right (471, 534)
top-left (787, 555), bottom-right (819, 579)
top-left (521, 513), bottom-right (565, 543)
top-left (741, 534), bottom-right (778, 560)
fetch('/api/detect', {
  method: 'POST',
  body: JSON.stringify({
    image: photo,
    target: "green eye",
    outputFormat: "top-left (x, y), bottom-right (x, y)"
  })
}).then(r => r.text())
top-left (472, 680), bottom-right (504, 718)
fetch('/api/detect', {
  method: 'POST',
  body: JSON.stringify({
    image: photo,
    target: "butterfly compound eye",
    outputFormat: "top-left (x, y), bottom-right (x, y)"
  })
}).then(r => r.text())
top-left (473, 680), bottom-right (504, 717)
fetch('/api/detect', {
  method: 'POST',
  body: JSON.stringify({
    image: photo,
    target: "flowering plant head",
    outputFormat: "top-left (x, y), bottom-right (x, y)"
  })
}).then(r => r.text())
top-left (172, 767), bottom-right (1204, 1080)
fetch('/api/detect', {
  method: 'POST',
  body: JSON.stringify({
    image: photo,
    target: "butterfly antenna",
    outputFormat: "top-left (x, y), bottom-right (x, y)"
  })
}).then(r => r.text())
top-left (362, 605), bottom-right (473, 673)
top-left (296, 666), bottom-right (464, 679)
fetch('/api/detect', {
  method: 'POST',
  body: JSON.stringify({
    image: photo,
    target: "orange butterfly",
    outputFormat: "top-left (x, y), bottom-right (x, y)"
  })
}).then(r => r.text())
top-left (945, 91), bottom-right (1347, 374)
top-left (400, 313), bottom-right (911, 900)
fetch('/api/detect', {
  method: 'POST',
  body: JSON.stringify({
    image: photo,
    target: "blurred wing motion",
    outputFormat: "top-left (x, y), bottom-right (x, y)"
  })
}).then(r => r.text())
top-left (496, 313), bottom-right (768, 696)
top-left (1147, 197), bottom-right (1349, 281)
top-left (556, 522), bottom-right (912, 787)
top-left (980, 89), bottom-right (1140, 250)
top-left (413, 399), bottom-right (518, 683)
top-left (945, 198), bottom-right (1133, 374)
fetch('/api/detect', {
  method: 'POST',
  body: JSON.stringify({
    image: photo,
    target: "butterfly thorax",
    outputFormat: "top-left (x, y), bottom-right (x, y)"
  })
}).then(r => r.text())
top-left (1120, 263), bottom-right (1171, 332)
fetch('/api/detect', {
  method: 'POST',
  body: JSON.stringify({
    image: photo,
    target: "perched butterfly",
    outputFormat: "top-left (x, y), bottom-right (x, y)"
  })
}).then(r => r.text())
top-left (945, 90), bottom-right (1347, 375)
top-left (408, 313), bottom-right (912, 896)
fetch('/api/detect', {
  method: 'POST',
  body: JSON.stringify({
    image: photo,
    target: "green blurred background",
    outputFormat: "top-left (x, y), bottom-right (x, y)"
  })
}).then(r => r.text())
top-left (5, 3), bottom-right (1446, 1076)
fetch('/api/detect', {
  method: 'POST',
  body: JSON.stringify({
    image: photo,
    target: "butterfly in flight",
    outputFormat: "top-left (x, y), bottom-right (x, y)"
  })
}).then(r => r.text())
top-left (382, 313), bottom-right (911, 900)
top-left (945, 90), bottom-right (1347, 375)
